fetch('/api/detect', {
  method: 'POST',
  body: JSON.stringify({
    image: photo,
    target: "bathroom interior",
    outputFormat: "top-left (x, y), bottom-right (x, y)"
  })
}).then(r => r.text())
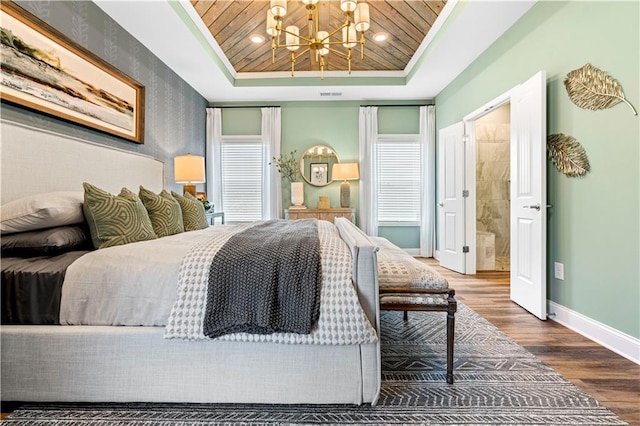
top-left (476, 103), bottom-right (511, 272)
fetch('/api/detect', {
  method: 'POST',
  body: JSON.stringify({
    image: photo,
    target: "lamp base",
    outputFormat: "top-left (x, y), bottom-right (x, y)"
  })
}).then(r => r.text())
top-left (340, 181), bottom-right (350, 208)
top-left (183, 184), bottom-right (196, 197)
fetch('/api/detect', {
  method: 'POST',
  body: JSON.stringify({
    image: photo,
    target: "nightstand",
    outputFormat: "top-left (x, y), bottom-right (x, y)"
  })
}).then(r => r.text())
top-left (284, 208), bottom-right (355, 224)
top-left (206, 211), bottom-right (225, 225)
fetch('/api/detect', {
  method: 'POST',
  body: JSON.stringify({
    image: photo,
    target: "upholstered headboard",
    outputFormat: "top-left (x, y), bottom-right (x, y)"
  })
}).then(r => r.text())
top-left (1, 120), bottom-right (164, 204)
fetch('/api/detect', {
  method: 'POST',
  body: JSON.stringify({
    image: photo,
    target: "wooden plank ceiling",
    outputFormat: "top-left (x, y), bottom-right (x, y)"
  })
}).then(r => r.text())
top-left (190, 0), bottom-right (446, 73)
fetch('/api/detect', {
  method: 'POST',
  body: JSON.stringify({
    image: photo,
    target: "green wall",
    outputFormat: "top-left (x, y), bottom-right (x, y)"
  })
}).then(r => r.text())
top-left (435, 1), bottom-right (639, 338)
top-left (215, 101), bottom-right (428, 248)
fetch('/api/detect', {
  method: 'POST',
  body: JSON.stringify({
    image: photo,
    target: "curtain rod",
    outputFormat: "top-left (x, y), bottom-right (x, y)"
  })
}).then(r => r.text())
top-left (360, 103), bottom-right (434, 107)
top-left (209, 106), bottom-right (280, 109)
top-left (209, 104), bottom-right (435, 109)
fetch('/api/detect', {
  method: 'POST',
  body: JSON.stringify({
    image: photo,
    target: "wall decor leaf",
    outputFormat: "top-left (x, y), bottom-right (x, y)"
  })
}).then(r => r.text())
top-left (564, 63), bottom-right (637, 116)
top-left (547, 133), bottom-right (591, 177)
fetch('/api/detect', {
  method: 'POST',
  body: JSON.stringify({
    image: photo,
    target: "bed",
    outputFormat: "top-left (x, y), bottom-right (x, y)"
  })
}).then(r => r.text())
top-left (0, 120), bottom-right (381, 405)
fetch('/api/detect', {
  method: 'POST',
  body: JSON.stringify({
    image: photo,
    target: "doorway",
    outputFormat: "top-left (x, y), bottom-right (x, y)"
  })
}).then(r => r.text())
top-left (439, 71), bottom-right (547, 320)
top-left (475, 104), bottom-right (511, 272)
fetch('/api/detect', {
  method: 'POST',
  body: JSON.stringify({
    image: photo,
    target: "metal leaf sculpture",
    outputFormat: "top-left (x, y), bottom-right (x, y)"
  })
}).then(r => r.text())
top-left (564, 63), bottom-right (637, 115)
top-left (547, 134), bottom-right (591, 177)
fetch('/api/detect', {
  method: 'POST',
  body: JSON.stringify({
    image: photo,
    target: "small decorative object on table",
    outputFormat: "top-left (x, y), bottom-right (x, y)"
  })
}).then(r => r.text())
top-left (196, 191), bottom-right (212, 211)
top-left (271, 151), bottom-right (305, 207)
top-left (317, 195), bottom-right (330, 209)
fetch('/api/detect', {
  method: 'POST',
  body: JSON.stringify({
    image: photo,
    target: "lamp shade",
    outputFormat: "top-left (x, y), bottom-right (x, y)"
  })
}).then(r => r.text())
top-left (271, 0), bottom-right (287, 17)
top-left (174, 154), bottom-right (205, 183)
top-left (354, 2), bottom-right (370, 32)
top-left (332, 163), bottom-right (359, 180)
top-left (286, 25), bottom-right (300, 50)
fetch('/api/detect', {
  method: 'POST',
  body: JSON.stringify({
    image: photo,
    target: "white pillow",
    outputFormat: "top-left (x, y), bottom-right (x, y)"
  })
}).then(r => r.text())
top-left (0, 191), bottom-right (84, 234)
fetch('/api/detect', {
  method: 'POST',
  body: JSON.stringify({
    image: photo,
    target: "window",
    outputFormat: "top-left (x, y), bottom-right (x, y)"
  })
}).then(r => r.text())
top-left (376, 134), bottom-right (421, 225)
top-left (220, 135), bottom-right (264, 222)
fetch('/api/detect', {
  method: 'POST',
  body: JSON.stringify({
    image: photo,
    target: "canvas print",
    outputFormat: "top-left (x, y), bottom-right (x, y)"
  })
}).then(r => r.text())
top-left (0, 2), bottom-right (145, 143)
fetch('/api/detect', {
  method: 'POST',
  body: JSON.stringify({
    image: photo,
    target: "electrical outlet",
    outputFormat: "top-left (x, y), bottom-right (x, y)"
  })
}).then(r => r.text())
top-left (554, 262), bottom-right (564, 280)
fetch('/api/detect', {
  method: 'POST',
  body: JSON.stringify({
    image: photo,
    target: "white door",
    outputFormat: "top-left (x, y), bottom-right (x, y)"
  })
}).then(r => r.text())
top-left (510, 71), bottom-right (547, 320)
top-left (438, 122), bottom-right (466, 273)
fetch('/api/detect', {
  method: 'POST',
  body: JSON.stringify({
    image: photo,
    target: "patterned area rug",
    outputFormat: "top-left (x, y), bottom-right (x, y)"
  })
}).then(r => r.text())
top-left (5, 304), bottom-right (625, 425)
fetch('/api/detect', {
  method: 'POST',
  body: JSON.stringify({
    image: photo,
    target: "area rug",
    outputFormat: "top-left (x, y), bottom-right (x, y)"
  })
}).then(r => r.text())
top-left (5, 304), bottom-right (625, 425)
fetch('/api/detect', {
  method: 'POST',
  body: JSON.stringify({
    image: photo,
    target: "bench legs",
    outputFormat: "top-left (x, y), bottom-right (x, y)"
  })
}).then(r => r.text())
top-left (446, 304), bottom-right (455, 384)
top-left (399, 290), bottom-right (457, 384)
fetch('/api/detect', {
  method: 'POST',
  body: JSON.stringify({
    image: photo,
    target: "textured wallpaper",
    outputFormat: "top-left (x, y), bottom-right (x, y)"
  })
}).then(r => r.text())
top-left (3, 0), bottom-right (207, 190)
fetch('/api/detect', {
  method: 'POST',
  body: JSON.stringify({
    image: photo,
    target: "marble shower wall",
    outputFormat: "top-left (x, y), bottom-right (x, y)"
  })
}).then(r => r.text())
top-left (476, 123), bottom-right (510, 258)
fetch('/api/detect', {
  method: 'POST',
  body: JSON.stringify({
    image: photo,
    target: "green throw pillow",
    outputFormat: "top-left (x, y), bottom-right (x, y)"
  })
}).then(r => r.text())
top-left (139, 186), bottom-right (184, 237)
top-left (171, 191), bottom-right (209, 231)
top-left (83, 183), bottom-right (157, 249)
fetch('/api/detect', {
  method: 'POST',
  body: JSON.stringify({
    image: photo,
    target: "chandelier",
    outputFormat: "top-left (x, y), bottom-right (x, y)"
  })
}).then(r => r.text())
top-left (266, 0), bottom-right (370, 78)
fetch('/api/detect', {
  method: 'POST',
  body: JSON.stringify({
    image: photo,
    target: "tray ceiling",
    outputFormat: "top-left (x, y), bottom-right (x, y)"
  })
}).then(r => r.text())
top-left (191, 0), bottom-right (447, 73)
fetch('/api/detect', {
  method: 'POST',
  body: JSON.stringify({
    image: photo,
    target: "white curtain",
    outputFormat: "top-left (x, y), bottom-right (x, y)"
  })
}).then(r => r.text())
top-left (419, 105), bottom-right (436, 257)
top-left (358, 106), bottom-right (378, 236)
top-left (261, 107), bottom-right (282, 219)
top-left (205, 108), bottom-right (223, 213)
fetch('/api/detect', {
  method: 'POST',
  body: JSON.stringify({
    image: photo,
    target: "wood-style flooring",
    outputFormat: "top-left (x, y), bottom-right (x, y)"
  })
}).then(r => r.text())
top-left (2, 261), bottom-right (639, 424)
top-left (422, 258), bottom-right (640, 425)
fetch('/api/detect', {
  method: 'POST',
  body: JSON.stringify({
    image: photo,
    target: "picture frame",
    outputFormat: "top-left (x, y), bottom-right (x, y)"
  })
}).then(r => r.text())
top-left (0, 2), bottom-right (145, 143)
top-left (310, 163), bottom-right (328, 185)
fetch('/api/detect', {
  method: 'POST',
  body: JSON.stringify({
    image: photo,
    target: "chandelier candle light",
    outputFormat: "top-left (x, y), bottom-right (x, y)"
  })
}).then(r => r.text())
top-left (266, 0), bottom-right (370, 78)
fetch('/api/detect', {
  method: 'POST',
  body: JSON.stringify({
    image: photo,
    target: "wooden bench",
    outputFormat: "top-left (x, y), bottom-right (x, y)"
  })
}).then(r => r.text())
top-left (372, 237), bottom-right (457, 384)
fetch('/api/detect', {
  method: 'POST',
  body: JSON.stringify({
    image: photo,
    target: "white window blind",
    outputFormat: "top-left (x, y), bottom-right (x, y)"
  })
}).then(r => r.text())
top-left (376, 134), bottom-right (421, 224)
top-left (221, 136), bottom-right (263, 223)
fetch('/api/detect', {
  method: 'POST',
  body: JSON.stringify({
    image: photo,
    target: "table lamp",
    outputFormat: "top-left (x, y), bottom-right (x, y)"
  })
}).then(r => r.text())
top-left (174, 154), bottom-right (205, 196)
top-left (332, 163), bottom-right (359, 208)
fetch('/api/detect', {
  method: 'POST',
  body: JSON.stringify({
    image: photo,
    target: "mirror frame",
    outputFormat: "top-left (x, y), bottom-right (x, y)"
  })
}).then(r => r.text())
top-left (299, 145), bottom-right (340, 187)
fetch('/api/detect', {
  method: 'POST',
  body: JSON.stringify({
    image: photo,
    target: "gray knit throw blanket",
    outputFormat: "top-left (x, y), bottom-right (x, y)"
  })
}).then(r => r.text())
top-left (203, 219), bottom-right (322, 339)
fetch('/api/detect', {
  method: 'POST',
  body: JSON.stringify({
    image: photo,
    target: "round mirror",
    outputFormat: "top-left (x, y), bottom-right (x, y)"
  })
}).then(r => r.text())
top-left (300, 145), bottom-right (340, 187)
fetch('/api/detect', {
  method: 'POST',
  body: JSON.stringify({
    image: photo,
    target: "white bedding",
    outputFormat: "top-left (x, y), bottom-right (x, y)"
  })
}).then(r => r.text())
top-left (60, 227), bottom-right (220, 326)
top-left (61, 221), bottom-right (377, 345)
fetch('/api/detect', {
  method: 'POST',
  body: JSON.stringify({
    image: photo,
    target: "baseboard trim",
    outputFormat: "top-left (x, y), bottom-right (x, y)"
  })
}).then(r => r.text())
top-left (548, 301), bottom-right (640, 365)
top-left (434, 250), bottom-right (440, 261)
top-left (404, 248), bottom-right (420, 256)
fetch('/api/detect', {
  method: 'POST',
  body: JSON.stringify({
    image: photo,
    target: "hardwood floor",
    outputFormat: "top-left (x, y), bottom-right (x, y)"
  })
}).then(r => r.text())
top-left (2, 261), bottom-right (638, 424)
top-left (423, 259), bottom-right (640, 425)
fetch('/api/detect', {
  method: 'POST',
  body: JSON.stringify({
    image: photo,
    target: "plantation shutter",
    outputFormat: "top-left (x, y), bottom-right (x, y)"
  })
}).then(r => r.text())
top-left (376, 134), bottom-right (421, 224)
top-left (221, 136), bottom-right (263, 222)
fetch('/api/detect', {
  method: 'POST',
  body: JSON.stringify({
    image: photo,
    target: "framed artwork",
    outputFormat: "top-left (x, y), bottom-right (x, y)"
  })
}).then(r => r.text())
top-left (310, 163), bottom-right (328, 185)
top-left (0, 2), bottom-right (145, 143)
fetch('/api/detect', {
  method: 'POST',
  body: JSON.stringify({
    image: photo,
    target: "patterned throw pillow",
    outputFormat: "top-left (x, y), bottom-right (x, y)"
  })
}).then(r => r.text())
top-left (83, 183), bottom-right (157, 249)
top-left (139, 186), bottom-right (184, 237)
top-left (171, 191), bottom-right (209, 231)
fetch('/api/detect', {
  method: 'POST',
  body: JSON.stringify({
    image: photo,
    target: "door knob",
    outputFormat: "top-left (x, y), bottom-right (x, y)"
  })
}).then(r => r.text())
top-left (523, 203), bottom-right (541, 211)
top-left (438, 202), bottom-right (444, 207)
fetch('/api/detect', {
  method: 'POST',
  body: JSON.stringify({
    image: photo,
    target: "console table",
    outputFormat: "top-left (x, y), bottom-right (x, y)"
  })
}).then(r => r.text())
top-left (284, 208), bottom-right (355, 224)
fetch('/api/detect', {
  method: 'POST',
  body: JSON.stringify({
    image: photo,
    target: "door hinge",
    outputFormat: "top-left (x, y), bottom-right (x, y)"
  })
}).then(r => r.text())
top-left (462, 134), bottom-right (469, 143)
top-left (462, 190), bottom-right (469, 198)
top-left (462, 246), bottom-right (469, 253)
